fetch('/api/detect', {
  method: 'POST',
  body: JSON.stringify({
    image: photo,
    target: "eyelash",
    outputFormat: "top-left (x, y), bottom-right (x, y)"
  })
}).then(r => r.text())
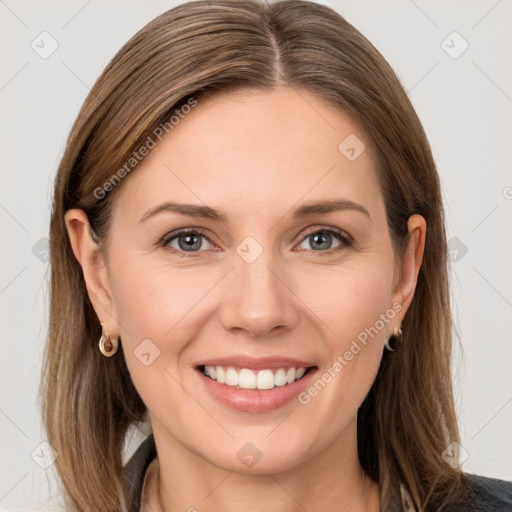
top-left (158, 226), bottom-right (353, 259)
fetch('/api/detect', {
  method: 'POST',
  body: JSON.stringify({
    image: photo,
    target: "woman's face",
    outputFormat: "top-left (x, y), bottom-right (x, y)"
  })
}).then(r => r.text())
top-left (70, 85), bottom-right (424, 474)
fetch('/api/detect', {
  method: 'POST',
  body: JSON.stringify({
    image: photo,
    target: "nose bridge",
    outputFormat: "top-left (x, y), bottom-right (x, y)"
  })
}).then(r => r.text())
top-left (238, 246), bottom-right (279, 298)
top-left (220, 235), bottom-right (297, 337)
top-left (236, 240), bottom-right (285, 311)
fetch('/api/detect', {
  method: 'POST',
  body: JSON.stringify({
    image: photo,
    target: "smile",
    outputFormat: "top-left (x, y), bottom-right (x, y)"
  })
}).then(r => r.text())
top-left (194, 356), bottom-right (318, 413)
top-left (200, 365), bottom-right (311, 390)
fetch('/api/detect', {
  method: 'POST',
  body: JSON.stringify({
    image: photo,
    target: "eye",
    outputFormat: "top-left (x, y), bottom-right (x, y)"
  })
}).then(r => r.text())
top-left (159, 226), bottom-right (353, 258)
top-left (296, 227), bottom-right (352, 253)
top-left (160, 228), bottom-right (215, 258)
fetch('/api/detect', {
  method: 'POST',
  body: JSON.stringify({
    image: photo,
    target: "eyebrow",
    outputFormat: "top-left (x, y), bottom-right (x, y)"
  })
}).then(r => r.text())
top-left (139, 199), bottom-right (371, 223)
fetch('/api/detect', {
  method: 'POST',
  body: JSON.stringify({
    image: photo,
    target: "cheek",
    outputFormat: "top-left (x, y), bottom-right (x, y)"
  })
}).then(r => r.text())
top-left (294, 257), bottom-right (394, 344)
top-left (109, 256), bottom-right (211, 341)
top-left (107, 258), bottom-right (220, 406)
top-left (291, 260), bottom-right (392, 418)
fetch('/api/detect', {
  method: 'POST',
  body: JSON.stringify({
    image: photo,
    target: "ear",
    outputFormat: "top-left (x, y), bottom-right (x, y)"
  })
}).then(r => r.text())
top-left (390, 214), bottom-right (427, 320)
top-left (64, 208), bottom-right (119, 339)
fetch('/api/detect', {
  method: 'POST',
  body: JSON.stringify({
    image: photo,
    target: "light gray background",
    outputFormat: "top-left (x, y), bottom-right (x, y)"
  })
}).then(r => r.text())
top-left (1, 0), bottom-right (511, 509)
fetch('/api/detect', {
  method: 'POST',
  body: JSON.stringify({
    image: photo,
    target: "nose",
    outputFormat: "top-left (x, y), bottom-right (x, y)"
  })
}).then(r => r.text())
top-left (219, 250), bottom-right (299, 339)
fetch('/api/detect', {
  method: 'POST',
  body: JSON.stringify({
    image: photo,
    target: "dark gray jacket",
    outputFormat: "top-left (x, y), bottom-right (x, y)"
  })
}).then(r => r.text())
top-left (123, 434), bottom-right (512, 511)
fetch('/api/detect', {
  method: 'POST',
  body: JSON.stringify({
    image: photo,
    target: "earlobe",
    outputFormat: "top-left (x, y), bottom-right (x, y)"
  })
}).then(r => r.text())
top-left (64, 209), bottom-right (119, 338)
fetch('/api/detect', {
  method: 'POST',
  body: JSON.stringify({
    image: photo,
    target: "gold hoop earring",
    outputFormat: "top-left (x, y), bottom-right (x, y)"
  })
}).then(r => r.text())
top-left (384, 325), bottom-right (403, 352)
top-left (99, 323), bottom-right (118, 357)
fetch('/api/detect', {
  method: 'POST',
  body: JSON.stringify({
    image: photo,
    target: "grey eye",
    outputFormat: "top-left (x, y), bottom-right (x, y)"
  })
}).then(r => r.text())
top-left (298, 230), bottom-right (347, 251)
top-left (166, 232), bottom-right (213, 252)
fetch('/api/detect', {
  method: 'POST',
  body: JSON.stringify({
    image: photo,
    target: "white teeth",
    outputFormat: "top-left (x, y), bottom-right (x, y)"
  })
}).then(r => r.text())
top-left (238, 369), bottom-right (256, 389)
top-left (216, 366), bottom-right (226, 384)
top-left (274, 368), bottom-right (287, 386)
top-left (256, 369), bottom-right (275, 390)
top-left (202, 365), bottom-right (309, 389)
top-left (225, 367), bottom-right (239, 386)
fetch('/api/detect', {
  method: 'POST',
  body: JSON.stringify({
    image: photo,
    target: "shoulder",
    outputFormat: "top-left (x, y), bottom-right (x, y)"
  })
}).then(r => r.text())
top-left (449, 473), bottom-right (512, 511)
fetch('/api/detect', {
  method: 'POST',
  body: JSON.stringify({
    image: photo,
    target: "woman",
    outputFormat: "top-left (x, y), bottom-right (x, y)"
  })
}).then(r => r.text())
top-left (41, 0), bottom-right (512, 511)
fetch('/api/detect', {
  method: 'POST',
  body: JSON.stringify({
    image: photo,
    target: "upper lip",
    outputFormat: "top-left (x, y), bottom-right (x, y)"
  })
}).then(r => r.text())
top-left (195, 355), bottom-right (316, 370)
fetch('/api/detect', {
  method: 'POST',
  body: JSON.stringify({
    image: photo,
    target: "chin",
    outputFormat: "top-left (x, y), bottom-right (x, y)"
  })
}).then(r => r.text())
top-left (194, 434), bottom-right (314, 475)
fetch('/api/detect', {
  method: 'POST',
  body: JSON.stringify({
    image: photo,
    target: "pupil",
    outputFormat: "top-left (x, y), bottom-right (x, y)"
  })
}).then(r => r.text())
top-left (311, 232), bottom-right (331, 250)
top-left (179, 234), bottom-right (201, 251)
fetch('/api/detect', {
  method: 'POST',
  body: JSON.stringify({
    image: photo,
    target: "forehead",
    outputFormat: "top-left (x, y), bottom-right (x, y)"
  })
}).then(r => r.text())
top-left (113, 86), bottom-right (383, 224)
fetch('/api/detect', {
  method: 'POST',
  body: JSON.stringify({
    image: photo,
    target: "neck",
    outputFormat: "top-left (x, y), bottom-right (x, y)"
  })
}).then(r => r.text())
top-left (143, 418), bottom-right (380, 512)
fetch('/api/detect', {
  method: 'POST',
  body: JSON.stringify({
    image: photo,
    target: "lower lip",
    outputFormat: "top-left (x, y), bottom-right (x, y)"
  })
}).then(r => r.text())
top-left (195, 367), bottom-right (318, 413)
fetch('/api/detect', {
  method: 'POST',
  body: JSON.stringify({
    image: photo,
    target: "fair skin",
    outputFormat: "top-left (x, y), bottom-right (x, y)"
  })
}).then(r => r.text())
top-left (65, 86), bottom-right (426, 512)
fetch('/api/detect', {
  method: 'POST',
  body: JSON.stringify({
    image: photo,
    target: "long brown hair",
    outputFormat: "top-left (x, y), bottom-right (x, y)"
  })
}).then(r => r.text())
top-left (41, 0), bottom-right (463, 510)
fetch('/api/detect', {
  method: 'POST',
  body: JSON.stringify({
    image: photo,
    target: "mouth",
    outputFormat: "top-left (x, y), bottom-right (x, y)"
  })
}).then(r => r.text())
top-left (193, 357), bottom-right (319, 413)
top-left (197, 364), bottom-right (316, 390)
